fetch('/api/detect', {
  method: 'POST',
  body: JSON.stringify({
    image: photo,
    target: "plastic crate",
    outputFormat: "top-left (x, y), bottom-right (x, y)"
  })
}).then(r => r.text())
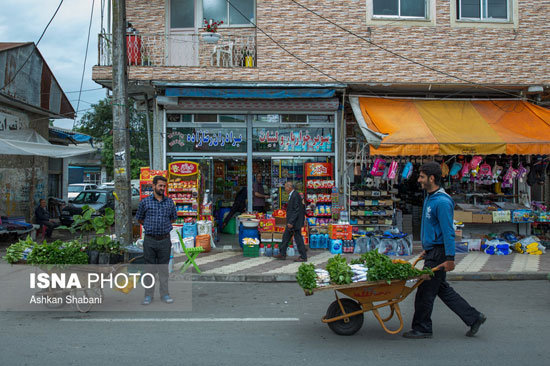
top-left (243, 244), bottom-right (260, 257)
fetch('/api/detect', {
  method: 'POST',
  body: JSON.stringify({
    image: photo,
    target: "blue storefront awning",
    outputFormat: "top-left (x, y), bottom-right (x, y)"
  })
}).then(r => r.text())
top-left (165, 88), bottom-right (336, 99)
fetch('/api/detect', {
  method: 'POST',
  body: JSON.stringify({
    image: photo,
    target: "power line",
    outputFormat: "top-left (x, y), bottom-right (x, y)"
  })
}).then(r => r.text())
top-left (288, 0), bottom-right (531, 101)
top-left (0, 0), bottom-right (64, 92)
top-left (225, 0), bottom-right (343, 85)
top-left (74, 0), bottom-right (96, 129)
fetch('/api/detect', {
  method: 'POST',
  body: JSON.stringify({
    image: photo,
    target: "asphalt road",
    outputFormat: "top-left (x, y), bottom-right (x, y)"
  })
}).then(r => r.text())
top-left (1, 280), bottom-right (549, 366)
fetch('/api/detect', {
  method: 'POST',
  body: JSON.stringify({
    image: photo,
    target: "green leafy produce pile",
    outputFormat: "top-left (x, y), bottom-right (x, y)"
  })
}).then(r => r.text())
top-left (26, 240), bottom-right (88, 265)
top-left (2, 235), bottom-right (35, 264)
top-left (326, 254), bottom-right (354, 285)
top-left (357, 251), bottom-right (433, 283)
top-left (296, 263), bottom-right (317, 290)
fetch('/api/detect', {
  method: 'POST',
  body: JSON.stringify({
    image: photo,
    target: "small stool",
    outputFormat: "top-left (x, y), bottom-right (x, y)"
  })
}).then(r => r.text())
top-left (177, 232), bottom-right (204, 274)
top-left (35, 225), bottom-right (47, 241)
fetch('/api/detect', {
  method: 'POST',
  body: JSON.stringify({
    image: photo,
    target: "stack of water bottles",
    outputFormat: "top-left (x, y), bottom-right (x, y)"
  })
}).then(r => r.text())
top-left (309, 233), bottom-right (330, 249)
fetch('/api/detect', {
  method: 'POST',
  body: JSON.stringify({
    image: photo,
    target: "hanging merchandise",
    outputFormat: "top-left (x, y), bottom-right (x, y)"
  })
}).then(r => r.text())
top-left (492, 162), bottom-right (503, 183)
top-left (370, 158), bottom-right (386, 177)
top-left (401, 161), bottom-right (413, 180)
top-left (469, 155), bottom-right (483, 177)
top-left (387, 160), bottom-right (399, 180)
top-left (460, 160), bottom-right (470, 183)
top-left (449, 161), bottom-right (462, 178)
top-left (476, 163), bottom-right (493, 185)
top-left (501, 163), bottom-right (517, 189)
top-left (441, 161), bottom-right (450, 178)
top-left (517, 163), bottom-right (528, 183)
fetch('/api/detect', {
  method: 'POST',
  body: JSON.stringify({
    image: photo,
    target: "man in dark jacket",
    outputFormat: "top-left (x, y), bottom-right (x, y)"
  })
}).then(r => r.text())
top-left (34, 199), bottom-right (58, 238)
top-left (274, 181), bottom-right (307, 262)
top-left (403, 162), bottom-right (486, 339)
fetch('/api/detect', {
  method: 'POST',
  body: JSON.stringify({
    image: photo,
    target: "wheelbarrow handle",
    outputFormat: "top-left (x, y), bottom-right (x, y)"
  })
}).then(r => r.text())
top-left (411, 255), bottom-right (440, 271)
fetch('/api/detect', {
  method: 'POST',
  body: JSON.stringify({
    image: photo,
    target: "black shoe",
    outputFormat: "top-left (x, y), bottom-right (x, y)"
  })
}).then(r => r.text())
top-left (466, 313), bottom-right (486, 337)
top-left (402, 329), bottom-right (433, 339)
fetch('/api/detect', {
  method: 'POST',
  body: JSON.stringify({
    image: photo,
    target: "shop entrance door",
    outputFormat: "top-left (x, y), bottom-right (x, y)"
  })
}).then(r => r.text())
top-left (167, 0), bottom-right (199, 66)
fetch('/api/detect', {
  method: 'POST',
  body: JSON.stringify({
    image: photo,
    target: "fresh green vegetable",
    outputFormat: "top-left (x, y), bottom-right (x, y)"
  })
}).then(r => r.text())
top-left (2, 235), bottom-right (36, 264)
top-left (326, 254), bottom-right (353, 285)
top-left (27, 240), bottom-right (88, 265)
top-left (296, 263), bottom-right (317, 290)
top-left (357, 251), bottom-right (433, 283)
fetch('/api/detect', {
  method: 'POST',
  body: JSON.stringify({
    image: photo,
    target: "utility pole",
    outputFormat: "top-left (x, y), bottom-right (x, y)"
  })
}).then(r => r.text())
top-left (112, 0), bottom-right (132, 245)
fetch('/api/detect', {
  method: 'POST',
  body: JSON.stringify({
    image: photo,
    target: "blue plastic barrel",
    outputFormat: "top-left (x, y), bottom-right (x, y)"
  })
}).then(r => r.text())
top-left (239, 223), bottom-right (259, 248)
top-left (218, 207), bottom-right (231, 228)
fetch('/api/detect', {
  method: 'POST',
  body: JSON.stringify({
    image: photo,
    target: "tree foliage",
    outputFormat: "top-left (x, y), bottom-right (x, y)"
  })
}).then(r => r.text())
top-left (75, 98), bottom-right (149, 179)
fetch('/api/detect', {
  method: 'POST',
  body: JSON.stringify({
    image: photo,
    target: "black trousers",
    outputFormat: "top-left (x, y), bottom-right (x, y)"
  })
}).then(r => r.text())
top-left (412, 245), bottom-right (480, 333)
top-left (143, 236), bottom-right (171, 297)
top-left (279, 226), bottom-right (307, 259)
top-left (41, 221), bottom-right (58, 237)
top-left (221, 204), bottom-right (245, 229)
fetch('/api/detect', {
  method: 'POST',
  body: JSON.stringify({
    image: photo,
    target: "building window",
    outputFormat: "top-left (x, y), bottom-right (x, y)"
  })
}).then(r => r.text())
top-left (203, 0), bottom-right (255, 26)
top-left (373, 0), bottom-right (427, 19)
top-left (457, 0), bottom-right (509, 21)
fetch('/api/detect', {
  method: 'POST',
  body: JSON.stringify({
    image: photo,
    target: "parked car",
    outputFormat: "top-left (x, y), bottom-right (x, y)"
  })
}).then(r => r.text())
top-left (131, 187), bottom-right (140, 212)
top-left (68, 183), bottom-right (97, 200)
top-left (60, 189), bottom-right (115, 226)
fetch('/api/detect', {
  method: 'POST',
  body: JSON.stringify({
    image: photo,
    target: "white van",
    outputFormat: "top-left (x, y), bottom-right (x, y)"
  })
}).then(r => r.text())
top-left (68, 183), bottom-right (97, 200)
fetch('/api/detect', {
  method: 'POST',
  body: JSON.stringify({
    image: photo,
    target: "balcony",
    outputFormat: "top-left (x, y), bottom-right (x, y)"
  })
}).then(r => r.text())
top-left (98, 32), bottom-right (256, 68)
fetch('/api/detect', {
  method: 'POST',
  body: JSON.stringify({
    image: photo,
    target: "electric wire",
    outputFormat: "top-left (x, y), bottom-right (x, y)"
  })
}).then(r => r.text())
top-left (0, 0), bottom-right (65, 91)
top-left (74, 0), bottom-right (96, 129)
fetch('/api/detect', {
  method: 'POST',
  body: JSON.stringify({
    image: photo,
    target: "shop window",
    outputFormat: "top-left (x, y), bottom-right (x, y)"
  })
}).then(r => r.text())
top-left (281, 114), bottom-right (308, 124)
top-left (167, 114), bottom-right (192, 123)
top-left (203, 0), bottom-right (255, 26)
top-left (253, 127), bottom-right (334, 153)
top-left (373, 0), bottom-right (428, 19)
top-left (254, 114), bottom-right (280, 123)
top-left (308, 115), bottom-right (334, 123)
top-left (457, 0), bottom-right (509, 21)
top-left (219, 114), bottom-right (246, 123)
top-left (194, 114), bottom-right (218, 123)
top-left (167, 127), bottom-right (247, 153)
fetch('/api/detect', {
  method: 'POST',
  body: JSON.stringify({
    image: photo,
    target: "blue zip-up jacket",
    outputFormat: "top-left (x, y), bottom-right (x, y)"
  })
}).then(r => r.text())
top-left (421, 188), bottom-right (455, 259)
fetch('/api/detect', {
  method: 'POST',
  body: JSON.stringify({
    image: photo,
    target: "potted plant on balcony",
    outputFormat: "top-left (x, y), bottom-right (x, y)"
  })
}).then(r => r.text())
top-left (201, 19), bottom-right (223, 44)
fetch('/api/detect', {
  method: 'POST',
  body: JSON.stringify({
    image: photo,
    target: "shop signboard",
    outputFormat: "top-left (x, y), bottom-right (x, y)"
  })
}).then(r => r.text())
top-left (167, 127), bottom-right (246, 153)
top-left (169, 161), bottom-right (199, 176)
top-left (254, 128), bottom-right (334, 153)
top-left (305, 163), bottom-right (333, 177)
top-left (139, 167), bottom-right (167, 181)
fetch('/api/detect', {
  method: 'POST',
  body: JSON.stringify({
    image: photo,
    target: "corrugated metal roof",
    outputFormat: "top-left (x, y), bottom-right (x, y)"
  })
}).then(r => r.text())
top-left (0, 42), bottom-right (32, 52)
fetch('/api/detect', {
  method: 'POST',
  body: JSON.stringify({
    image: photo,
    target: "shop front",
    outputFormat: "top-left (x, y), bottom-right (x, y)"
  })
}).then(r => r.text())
top-left (348, 96), bottom-right (550, 255)
top-left (160, 93), bottom-right (342, 246)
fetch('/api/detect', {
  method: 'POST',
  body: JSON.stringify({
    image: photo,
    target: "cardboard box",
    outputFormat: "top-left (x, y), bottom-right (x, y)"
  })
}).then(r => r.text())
top-left (472, 214), bottom-right (493, 224)
top-left (260, 232), bottom-right (273, 242)
top-left (272, 232), bottom-right (284, 242)
top-left (259, 218), bottom-right (275, 232)
top-left (275, 217), bottom-right (287, 227)
top-left (329, 224), bottom-right (352, 240)
top-left (454, 210), bottom-right (473, 223)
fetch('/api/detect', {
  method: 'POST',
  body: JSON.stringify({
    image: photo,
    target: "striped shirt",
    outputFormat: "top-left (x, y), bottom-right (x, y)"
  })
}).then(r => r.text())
top-left (135, 194), bottom-right (177, 236)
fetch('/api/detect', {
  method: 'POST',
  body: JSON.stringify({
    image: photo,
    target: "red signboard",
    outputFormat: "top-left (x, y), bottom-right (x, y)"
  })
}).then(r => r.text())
top-left (305, 163), bottom-right (333, 177)
top-left (169, 161), bottom-right (199, 176)
top-left (140, 167), bottom-right (167, 181)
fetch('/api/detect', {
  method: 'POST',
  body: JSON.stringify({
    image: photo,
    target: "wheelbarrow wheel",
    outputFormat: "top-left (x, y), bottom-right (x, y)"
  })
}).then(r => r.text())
top-left (326, 299), bottom-right (364, 336)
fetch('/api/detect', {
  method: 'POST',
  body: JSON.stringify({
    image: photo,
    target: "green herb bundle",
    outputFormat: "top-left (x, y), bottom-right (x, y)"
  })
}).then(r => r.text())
top-left (27, 240), bottom-right (88, 265)
top-left (358, 251), bottom-right (433, 283)
top-left (3, 235), bottom-right (35, 264)
top-left (326, 254), bottom-right (353, 285)
top-left (296, 263), bottom-right (317, 290)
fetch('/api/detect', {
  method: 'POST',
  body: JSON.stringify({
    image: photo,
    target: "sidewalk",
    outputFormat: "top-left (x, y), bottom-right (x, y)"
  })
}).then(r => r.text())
top-left (173, 246), bottom-right (550, 282)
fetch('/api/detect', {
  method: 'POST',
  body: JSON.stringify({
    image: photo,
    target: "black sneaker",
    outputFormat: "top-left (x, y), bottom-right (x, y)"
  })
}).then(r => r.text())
top-left (466, 313), bottom-right (486, 337)
top-left (402, 329), bottom-right (433, 339)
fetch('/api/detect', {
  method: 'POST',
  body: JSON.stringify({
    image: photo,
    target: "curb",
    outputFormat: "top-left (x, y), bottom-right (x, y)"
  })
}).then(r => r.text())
top-left (178, 272), bottom-right (550, 283)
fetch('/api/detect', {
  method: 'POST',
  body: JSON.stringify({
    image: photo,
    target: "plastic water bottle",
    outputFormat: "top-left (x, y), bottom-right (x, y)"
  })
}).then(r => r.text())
top-left (311, 234), bottom-right (318, 249)
top-left (168, 248), bottom-right (174, 273)
top-left (273, 244), bottom-right (280, 257)
top-left (259, 243), bottom-right (265, 256)
top-left (324, 234), bottom-right (330, 249)
top-left (287, 245), bottom-right (295, 257)
top-left (265, 244), bottom-right (273, 257)
top-left (330, 239), bottom-right (343, 255)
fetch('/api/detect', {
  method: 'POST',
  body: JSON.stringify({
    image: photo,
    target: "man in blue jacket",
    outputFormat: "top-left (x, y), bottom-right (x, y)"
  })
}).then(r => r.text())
top-left (403, 162), bottom-right (486, 339)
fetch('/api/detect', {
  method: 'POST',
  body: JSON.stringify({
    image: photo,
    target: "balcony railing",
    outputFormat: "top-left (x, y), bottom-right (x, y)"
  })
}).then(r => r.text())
top-left (98, 32), bottom-right (257, 68)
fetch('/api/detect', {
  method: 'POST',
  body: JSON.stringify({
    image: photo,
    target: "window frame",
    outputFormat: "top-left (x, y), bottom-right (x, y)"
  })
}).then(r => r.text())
top-left (457, 0), bottom-right (510, 22)
top-left (372, 0), bottom-right (428, 20)
top-left (367, 0), bottom-right (436, 26)
top-left (202, 0), bottom-right (256, 28)
top-left (450, 0), bottom-right (517, 28)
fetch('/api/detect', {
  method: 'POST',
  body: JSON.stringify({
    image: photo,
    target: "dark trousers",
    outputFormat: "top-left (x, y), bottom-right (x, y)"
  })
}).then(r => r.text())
top-left (41, 221), bottom-right (58, 237)
top-left (143, 236), bottom-right (171, 297)
top-left (221, 204), bottom-right (245, 230)
top-left (280, 226), bottom-right (307, 259)
top-left (412, 245), bottom-right (480, 333)
top-left (253, 206), bottom-right (265, 213)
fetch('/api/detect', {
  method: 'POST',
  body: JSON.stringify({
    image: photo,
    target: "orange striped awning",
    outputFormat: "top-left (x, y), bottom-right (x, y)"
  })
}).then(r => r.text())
top-left (356, 97), bottom-right (550, 156)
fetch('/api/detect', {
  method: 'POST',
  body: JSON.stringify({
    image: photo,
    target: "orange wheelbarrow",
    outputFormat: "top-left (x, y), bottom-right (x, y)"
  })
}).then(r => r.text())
top-left (304, 257), bottom-right (434, 336)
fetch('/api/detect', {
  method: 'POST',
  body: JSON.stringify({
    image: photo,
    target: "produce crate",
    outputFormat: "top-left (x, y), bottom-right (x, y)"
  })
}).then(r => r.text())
top-left (243, 244), bottom-right (260, 257)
